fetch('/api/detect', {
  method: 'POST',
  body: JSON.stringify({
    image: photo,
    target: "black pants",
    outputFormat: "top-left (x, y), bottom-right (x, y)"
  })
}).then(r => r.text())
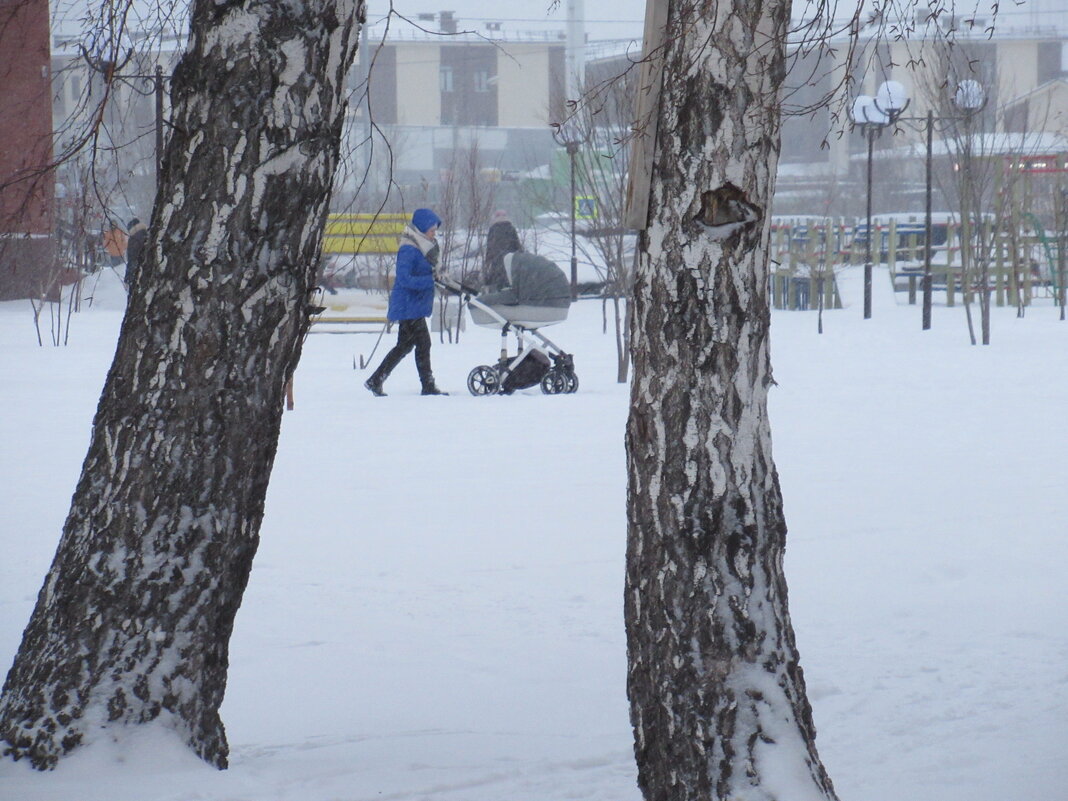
top-left (370, 318), bottom-right (433, 388)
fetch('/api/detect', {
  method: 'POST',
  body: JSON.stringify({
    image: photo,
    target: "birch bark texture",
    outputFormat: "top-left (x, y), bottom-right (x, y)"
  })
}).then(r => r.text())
top-left (625, 2), bottom-right (838, 799)
top-left (0, 0), bottom-right (364, 770)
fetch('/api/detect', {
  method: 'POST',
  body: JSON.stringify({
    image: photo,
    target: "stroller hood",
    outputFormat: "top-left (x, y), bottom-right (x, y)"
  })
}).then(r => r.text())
top-left (480, 252), bottom-right (571, 309)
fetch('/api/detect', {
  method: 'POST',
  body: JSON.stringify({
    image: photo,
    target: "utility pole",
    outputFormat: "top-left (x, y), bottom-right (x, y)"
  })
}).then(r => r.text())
top-left (864, 128), bottom-right (874, 320)
top-left (565, 0), bottom-right (585, 102)
top-left (922, 109), bottom-right (934, 330)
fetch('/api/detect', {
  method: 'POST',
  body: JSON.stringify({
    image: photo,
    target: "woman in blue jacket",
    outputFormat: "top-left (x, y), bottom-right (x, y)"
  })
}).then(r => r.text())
top-left (365, 208), bottom-right (447, 396)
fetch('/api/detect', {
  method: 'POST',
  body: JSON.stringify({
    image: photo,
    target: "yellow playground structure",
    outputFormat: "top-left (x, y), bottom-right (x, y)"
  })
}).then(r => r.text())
top-left (321, 212), bottom-right (407, 255)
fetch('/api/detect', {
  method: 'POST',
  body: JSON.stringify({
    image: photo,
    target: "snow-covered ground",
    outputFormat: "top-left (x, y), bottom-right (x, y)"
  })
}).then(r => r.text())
top-left (1, 264), bottom-right (1066, 801)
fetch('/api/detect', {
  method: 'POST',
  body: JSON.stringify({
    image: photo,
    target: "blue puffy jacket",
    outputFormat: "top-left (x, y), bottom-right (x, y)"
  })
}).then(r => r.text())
top-left (387, 243), bottom-right (435, 320)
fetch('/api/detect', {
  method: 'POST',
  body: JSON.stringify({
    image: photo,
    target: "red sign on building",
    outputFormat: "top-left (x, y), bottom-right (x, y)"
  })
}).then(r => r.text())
top-left (0, 0), bottom-right (56, 299)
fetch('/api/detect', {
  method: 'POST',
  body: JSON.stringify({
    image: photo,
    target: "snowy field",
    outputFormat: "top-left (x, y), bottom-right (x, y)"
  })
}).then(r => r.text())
top-left (1, 265), bottom-right (1066, 801)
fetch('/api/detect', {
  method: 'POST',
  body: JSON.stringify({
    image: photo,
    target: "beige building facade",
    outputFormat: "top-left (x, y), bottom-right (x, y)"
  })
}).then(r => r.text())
top-left (355, 31), bottom-right (565, 130)
top-left (773, 23), bottom-right (1068, 215)
top-left (343, 30), bottom-right (567, 195)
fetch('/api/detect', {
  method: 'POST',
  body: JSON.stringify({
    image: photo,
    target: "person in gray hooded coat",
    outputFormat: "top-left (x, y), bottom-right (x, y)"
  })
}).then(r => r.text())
top-left (478, 251), bottom-right (571, 310)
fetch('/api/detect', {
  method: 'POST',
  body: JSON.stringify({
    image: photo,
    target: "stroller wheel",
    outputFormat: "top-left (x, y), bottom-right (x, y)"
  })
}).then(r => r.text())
top-left (468, 365), bottom-right (500, 396)
top-left (540, 369), bottom-right (568, 395)
top-left (564, 370), bottom-right (579, 393)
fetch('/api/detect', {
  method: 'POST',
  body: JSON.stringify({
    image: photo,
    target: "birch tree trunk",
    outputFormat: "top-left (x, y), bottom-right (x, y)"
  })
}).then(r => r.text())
top-left (625, 1), bottom-right (837, 798)
top-left (0, 0), bottom-right (364, 770)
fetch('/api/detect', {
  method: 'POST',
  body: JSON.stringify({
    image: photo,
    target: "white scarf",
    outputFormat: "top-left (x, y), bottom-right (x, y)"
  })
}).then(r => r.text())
top-left (401, 224), bottom-right (436, 257)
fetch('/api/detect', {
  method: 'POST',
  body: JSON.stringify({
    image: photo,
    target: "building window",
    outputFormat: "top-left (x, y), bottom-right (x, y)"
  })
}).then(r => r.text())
top-left (474, 69), bottom-right (490, 93)
top-left (440, 65), bottom-right (454, 93)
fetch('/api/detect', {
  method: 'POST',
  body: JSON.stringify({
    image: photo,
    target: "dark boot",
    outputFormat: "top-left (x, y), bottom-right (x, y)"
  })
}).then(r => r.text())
top-left (367, 321), bottom-right (417, 397)
top-left (421, 380), bottom-right (448, 396)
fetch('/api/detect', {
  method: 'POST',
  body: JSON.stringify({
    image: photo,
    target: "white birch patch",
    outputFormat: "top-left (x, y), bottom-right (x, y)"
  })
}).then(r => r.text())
top-left (222, 133), bottom-right (248, 198)
top-left (745, 670), bottom-right (833, 801)
top-left (700, 219), bottom-right (752, 241)
top-left (199, 208), bottom-right (233, 265)
top-left (277, 37), bottom-right (307, 90)
top-left (42, 568), bottom-right (59, 607)
top-left (202, 9), bottom-right (259, 54)
top-left (240, 275), bottom-right (288, 323)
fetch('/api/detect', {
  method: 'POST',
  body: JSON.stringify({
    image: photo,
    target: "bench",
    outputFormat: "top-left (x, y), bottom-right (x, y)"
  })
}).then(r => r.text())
top-left (286, 216), bottom-right (406, 409)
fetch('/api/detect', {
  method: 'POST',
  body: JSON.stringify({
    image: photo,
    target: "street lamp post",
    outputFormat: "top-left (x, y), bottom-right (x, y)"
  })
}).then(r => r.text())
top-left (857, 80), bottom-right (986, 329)
top-left (851, 82), bottom-right (904, 320)
top-left (915, 83), bottom-right (985, 329)
top-left (552, 119), bottom-right (586, 301)
top-left (121, 66), bottom-right (167, 185)
top-left (83, 50), bottom-right (169, 185)
top-left (922, 108), bottom-right (934, 329)
top-left (864, 123), bottom-right (875, 319)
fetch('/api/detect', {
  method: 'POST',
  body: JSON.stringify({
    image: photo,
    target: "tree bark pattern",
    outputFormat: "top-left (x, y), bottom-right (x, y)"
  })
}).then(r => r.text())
top-left (0, 0), bottom-right (365, 769)
top-left (625, 2), bottom-right (837, 799)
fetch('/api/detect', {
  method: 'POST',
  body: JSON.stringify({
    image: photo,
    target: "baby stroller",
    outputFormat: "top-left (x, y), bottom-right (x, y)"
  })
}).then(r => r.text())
top-left (437, 263), bottom-right (579, 396)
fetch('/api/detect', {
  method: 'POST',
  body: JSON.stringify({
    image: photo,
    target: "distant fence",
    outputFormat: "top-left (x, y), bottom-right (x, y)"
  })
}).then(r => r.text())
top-left (874, 218), bottom-right (1064, 308)
top-left (768, 216), bottom-right (1067, 310)
top-left (768, 219), bottom-right (847, 311)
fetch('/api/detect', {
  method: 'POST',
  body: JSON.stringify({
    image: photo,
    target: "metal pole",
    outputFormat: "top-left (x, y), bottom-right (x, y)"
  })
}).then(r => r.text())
top-left (864, 128), bottom-right (874, 319)
top-left (922, 109), bottom-right (934, 330)
top-left (154, 65), bottom-right (164, 185)
top-left (359, 21), bottom-right (371, 192)
top-left (1055, 189), bottom-right (1063, 322)
top-left (569, 142), bottom-right (578, 300)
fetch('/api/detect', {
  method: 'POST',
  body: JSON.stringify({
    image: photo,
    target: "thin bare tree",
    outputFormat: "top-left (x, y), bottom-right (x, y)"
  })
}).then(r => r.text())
top-left (571, 70), bottom-right (638, 383)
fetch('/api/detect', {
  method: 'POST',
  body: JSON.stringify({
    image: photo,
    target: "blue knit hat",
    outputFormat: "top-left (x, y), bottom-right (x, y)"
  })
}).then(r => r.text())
top-left (411, 208), bottom-right (442, 233)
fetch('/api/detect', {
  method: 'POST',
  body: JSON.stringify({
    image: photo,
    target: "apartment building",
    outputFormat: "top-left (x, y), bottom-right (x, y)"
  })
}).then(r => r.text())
top-left (341, 23), bottom-right (575, 200)
top-left (47, 20), bottom-right (578, 213)
top-left (0, 0), bottom-right (55, 299)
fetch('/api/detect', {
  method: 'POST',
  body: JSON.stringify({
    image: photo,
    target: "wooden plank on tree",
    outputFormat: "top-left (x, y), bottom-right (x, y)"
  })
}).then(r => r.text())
top-left (623, 0), bottom-right (669, 231)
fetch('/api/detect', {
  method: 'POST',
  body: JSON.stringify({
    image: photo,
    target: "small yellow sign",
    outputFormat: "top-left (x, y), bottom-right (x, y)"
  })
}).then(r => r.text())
top-left (575, 196), bottom-right (598, 220)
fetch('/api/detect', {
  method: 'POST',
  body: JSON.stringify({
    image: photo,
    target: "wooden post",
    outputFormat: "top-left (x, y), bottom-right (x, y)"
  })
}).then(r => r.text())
top-left (1007, 241), bottom-right (1019, 308)
top-left (991, 220), bottom-right (999, 309)
top-left (771, 225), bottom-right (784, 309)
top-left (804, 224), bottom-right (818, 312)
top-left (887, 218), bottom-right (898, 288)
top-left (952, 223), bottom-right (961, 309)
top-left (826, 221), bottom-right (839, 311)
top-left (906, 230), bottom-right (919, 304)
top-left (1058, 171), bottom-right (1067, 319)
top-left (962, 210), bottom-right (973, 306)
top-left (1010, 167), bottom-right (1024, 312)
top-left (1023, 228), bottom-right (1034, 306)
